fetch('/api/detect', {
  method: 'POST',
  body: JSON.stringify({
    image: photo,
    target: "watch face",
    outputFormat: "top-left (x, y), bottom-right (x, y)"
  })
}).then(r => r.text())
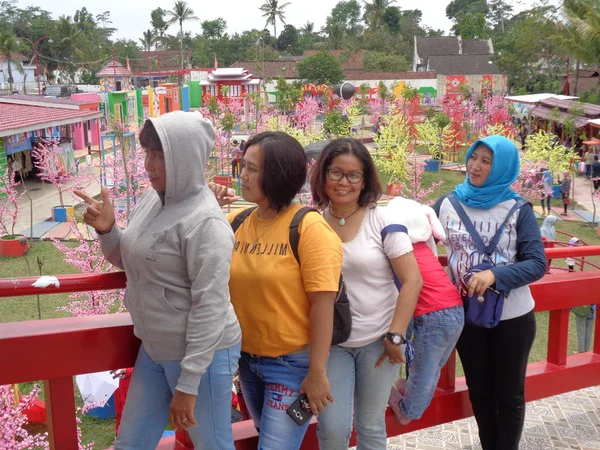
top-left (391, 335), bottom-right (402, 345)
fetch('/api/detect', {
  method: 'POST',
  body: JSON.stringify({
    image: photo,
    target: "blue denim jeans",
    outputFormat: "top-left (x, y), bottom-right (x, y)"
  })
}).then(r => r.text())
top-left (401, 306), bottom-right (464, 419)
top-left (316, 337), bottom-right (400, 450)
top-left (115, 342), bottom-right (241, 450)
top-left (238, 350), bottom-right (311, 450)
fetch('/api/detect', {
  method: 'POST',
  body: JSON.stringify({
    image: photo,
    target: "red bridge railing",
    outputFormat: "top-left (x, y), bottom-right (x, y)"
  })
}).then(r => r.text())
top-left (1, 246), bottom-right (599, 449)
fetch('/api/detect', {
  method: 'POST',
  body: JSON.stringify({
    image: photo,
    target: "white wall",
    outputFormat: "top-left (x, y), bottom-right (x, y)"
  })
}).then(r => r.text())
top-left (0, 60), bottom-right (47, 92)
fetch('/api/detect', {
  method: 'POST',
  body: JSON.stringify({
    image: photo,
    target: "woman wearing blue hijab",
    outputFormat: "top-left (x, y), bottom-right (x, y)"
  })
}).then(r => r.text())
top-left (433, 135), bottom-right (546, 450)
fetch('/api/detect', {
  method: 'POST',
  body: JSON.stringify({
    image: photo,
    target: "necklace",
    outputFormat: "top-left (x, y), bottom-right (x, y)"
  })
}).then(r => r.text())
top-left (328, 206), bottom-right (361, 226)
top-left (253, 211), bottom-right (281, 245)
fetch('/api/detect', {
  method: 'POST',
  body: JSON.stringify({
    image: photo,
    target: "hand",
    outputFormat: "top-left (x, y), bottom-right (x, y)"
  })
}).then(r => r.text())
top-left (207, 182), bottom-right (239, 207)
top-left (73, 187), bottom-right (115, 234)
top-left (169, 390), bottom-right (197, 431)
top-left (467, 269), bottom-right (496, 297)
top-left (376, 337), bottom-right (405, 368)
top-left (300, 369), bottom-right (334, 416)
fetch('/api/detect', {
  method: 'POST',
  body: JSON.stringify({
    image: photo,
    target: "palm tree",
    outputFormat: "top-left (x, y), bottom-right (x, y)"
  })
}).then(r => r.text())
top-left (166, 1), bottom-right (199, 69)
top-left (0, 32), bottom-right (24, 92)
top-left (326, 21), bottom-right (346, 49)
top-left (139, 30), bottom-right (156, 51)
top-left (363, 0), bottom-right (395, 30)
top-left (564, 0), bottom-right (600, 94)
top-left (259, 0), bottom-right (291, 39)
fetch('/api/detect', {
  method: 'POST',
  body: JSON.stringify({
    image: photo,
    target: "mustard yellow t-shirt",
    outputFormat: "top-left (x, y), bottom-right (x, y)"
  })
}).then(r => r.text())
top-left (227, 204), bottom-right (342, 357)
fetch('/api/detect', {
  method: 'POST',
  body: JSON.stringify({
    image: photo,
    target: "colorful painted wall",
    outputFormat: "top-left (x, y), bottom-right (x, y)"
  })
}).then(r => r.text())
top-left (99, 76), bottom-right (133, 94)
top-left (436, 74), bottom-right (507, 99)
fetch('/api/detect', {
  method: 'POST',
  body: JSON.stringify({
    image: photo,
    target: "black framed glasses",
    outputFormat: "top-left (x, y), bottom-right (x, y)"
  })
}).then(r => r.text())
top-left (327, 169), bottom-right (364, 184)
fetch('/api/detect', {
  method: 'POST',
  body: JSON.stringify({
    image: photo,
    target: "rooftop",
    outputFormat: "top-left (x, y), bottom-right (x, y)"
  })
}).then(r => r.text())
top-left (427, 54), bottom-right (501, 75)
top-left (539, 97), bottom-right (600, 117)
top-left (0, 103), bottom-right (103, 137)
top-left (0, 94), bottom-right (94, 110)
top-left (96, 59), bottom-right (133, 78)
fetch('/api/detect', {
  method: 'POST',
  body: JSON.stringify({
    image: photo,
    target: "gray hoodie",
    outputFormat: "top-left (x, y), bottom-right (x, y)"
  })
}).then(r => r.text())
top-left (98, 111), bottom-right (241, 395)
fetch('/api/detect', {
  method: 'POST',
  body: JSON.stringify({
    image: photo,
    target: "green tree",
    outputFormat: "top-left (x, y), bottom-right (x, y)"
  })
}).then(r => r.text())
top-left (276, 24), bottom-right (299, 53)
top-left (296, 50), bottom-right (345, 85)
top-left (325, 21), bottom-right (346, 49)
top-left (363, 50), bottom-right (409, 71)
top-left (382, 7), bottom-right (401, 34)
top-left (259, 0), bottom-right (291, 38)
top-left (453, 12), bottom-right (491, 39)
top-left (328, 0), bottom-right (363, 37)
top-left (202, 18), bottom-right (227, 40)
top-left (139, 29), bottom-right (156, 51)
top-left (363, 0), bottom-right (395, 30)
top-left (446, 0), bottom-right (488, 21)
top-left (150, 7), bottom-right (169, 48)
top-left (487, 0), bottom-right (513, 32)
top-left (0, 31), bottom-right (23, 91)
top-left (166, 1), bottom-right (199, 69)
top-left (275, 76), bottom-right (302, 112)
top-left (564, 0), bottom-right (600, 94)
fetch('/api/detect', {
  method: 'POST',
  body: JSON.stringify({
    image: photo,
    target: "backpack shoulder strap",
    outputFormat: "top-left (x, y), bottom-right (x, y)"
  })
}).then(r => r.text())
top-left (486, 199), bottom-right (527, 255)
top-left (289, 207), bottom-right (320, 263)
top-left (230, 206), bottom-right (258, 233)
top-left (447, 193), bottom-right (488, 254)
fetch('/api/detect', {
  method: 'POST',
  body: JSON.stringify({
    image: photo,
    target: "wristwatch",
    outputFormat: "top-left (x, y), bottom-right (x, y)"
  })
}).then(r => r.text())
top-left (385, 332), bottom-right (407, 346)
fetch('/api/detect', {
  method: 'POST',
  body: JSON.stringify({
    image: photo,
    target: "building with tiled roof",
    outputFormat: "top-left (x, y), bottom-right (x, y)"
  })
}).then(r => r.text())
top-left (412, 35), bottom-right (506, 98)
top-left (0, 94), bottom-right (95, 110)
top-left (0, 103), bottom-right (102, 137)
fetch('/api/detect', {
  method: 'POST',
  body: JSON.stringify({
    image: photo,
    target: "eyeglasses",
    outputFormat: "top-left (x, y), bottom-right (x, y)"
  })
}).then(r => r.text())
top-left (327, 168), bottom-right (364, 184)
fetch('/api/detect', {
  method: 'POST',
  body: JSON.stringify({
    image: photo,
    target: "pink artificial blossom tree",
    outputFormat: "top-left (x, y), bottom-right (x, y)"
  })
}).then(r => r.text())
top-left (0, 384), bottom-right (49, 449)
top-left (0, 170), bottom-right (25, 237)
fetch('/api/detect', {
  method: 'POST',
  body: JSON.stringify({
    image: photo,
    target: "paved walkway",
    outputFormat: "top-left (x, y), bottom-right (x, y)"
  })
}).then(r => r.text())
top-left (371, 386), bottom-right (600, 449)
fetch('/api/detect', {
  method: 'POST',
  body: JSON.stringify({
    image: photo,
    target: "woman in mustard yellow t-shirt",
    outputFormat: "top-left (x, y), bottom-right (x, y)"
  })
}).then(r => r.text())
top-left (212, 131), bottom-right (343, 449)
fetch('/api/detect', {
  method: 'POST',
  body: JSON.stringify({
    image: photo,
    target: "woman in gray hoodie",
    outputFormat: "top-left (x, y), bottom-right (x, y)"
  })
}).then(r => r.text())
top-left (75, 111), bottom-right (241, 449)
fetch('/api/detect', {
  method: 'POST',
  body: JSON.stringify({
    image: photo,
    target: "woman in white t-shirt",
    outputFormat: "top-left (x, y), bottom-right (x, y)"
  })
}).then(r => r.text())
top-left (310, 138), bottom-right (422, 450)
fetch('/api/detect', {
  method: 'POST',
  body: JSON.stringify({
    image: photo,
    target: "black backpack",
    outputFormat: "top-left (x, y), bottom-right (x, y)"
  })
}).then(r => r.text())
top-left (230, 206), bottom-right (351, 346)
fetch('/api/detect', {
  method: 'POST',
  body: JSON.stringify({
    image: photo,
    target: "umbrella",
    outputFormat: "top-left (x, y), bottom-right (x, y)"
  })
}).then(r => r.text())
top-left (76, 370), bottom-right (120, 407)
top-left (304, 140), bottom-right (330, 161)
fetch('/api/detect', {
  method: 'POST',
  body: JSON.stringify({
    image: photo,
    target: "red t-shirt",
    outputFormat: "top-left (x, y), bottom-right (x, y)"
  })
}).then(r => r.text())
top-left (412, 242), bottom-right (462, 317)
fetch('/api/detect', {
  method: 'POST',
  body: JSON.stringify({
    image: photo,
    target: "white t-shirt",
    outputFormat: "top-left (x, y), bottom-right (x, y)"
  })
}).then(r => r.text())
top-left (341, 206), bottom-right (413, 348)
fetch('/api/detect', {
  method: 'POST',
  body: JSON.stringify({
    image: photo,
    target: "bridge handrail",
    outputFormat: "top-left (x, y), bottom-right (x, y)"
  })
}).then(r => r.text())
top-left (1, 246), bottom-right (599, 449)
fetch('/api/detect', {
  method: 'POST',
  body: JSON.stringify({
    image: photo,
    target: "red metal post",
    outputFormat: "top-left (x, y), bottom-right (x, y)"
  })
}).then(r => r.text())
top-left (547, 309), bottom-right (570, 366)
top-left (44, 377), bottom-right (78, 449)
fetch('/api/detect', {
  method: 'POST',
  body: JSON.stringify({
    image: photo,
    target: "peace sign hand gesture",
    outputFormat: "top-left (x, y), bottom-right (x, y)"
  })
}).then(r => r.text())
top-left (73, 187), bottom-right (115, 234)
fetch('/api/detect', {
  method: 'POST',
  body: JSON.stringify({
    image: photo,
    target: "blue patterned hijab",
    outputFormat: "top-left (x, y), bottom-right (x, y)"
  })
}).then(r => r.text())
top-left (453, 135), bottom-right (522, 209)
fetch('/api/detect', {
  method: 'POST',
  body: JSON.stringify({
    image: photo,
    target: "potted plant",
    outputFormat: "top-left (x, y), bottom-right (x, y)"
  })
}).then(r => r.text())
top-left (416, 112), bottom-right (451, 172)
top-left (0, 169), bottom-right (28, 257)
top-left (31, 138), bottom-right (77, 222)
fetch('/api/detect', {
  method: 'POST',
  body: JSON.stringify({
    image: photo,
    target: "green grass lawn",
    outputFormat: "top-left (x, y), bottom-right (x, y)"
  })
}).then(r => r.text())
top-left (2, 163), bottom-right (597, 448)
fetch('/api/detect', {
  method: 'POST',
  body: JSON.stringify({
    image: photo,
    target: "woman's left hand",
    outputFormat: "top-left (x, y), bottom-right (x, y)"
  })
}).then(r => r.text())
top-left (169, 390), bottom-right (197, 430)
top-left (467, 269), bottom-right (496, 297)
top-left (376, 337), bottom-right (405, 368)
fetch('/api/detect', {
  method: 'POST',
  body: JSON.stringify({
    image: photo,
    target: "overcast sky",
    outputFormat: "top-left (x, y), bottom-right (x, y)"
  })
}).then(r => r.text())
top-left (20, 0), bottom-right (557, 42)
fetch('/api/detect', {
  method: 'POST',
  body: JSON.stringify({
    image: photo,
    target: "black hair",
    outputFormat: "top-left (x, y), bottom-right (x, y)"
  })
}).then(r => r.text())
top-left (138, 119), bottom-right (163, 152)
top-left (243, 131), bottom-right (307, 212)
top-left (310, 138), bottom-right (382, 209)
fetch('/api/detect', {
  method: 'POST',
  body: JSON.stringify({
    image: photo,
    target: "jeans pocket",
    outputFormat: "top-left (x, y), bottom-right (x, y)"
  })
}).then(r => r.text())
top-left (277, 353), bottom-right (310, 373)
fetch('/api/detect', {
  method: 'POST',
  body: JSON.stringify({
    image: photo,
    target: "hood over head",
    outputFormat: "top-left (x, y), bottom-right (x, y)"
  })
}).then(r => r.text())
top-left (540, 215), bottom-right (557, 241)
top-left (148, 111), bottom-right (215, 204)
